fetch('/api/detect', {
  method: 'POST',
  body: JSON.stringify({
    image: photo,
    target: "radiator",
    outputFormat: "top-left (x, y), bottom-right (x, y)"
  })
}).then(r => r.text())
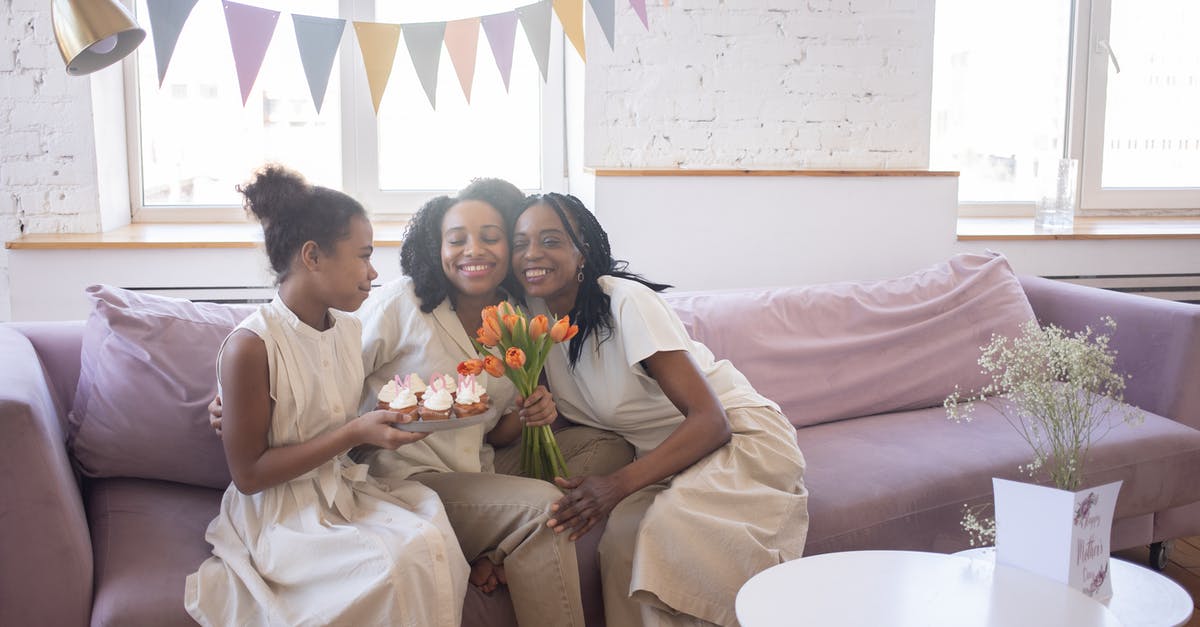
top-left (1044, 273), bottom-right (1200, 305)
top-left (122, 285), bottom-right (276, 305)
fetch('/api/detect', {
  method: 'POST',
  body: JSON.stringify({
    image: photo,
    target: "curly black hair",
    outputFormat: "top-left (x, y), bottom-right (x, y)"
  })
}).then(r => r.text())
top-left (238, 164), bottom-right (366, 283)
top-left (400, 178), bottom-right (527, 313)
top-left (522, 192), bottom-right (671, 367)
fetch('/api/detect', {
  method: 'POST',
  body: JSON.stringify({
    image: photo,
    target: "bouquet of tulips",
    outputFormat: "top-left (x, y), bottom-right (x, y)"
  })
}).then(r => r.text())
top-left (460, 302), bottom-right (578, 481)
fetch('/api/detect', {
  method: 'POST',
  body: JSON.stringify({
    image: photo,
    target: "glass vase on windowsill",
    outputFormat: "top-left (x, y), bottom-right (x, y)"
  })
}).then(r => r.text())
top-left (1034, 157), bottom-right (1079, 234)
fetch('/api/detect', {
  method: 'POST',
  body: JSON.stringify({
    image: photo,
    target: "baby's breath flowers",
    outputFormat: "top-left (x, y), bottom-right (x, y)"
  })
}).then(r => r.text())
top-left (946, 317), bottom-right (1142, 539)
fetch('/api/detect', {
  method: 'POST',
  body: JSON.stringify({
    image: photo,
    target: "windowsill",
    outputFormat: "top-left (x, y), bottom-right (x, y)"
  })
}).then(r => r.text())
top-left (8, 216), bottom-right (1199, 249)
top-left (4, 221), bottom-right (411, 250)
top-left (957, 216), bottom-right (1200, 240)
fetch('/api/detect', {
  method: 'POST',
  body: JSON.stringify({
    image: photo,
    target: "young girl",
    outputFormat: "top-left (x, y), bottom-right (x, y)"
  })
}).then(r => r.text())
top-left (511, 193), bottom-right (809, 627)
top-left (184, 165), bottom-right (468, 627)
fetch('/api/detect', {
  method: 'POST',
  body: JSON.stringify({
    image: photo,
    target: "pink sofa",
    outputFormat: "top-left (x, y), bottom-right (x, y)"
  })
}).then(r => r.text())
top-left (3, 254), bottom-right (1200, 626)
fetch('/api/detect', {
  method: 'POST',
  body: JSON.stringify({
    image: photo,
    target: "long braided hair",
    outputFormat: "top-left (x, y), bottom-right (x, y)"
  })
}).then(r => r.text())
top-left (522, 193), bottom-right (671, 367)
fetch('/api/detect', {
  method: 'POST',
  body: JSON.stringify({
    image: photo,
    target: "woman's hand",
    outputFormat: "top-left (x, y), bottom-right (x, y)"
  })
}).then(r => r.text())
top-left (517, 385), bottom-right (557, 427)
top-left (547, 475), bottom-right (629, 541)
top-left (209, 395), bottom-right (224, 438)
top-left (351, 410), bottom-right (428, 449)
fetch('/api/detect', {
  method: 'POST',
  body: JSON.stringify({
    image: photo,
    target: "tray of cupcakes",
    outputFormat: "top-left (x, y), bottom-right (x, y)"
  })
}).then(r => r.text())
top-left (377, 373), bottom-right (497, 433)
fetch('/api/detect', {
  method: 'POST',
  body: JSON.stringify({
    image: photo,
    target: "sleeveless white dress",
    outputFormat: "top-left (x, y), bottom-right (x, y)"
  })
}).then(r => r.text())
top-left (184, 297), bottom-right (469, 627)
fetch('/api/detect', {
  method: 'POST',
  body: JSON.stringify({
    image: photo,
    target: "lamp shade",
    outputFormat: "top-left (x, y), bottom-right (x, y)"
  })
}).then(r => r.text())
top-left (52, 0), bottom-right (146, 76)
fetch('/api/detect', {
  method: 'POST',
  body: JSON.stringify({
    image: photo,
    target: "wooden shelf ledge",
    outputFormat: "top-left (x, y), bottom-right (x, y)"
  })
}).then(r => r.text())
top-left (5, 221), bottom-right (411, 250)
top-left (957, 216), bottom-right (1200, 240)
top-left (589, 168), bottom-right (959, 177)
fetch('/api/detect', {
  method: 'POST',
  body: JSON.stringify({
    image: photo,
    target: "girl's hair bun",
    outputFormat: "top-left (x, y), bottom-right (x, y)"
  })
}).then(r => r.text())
top-left (238, 164), bottom-right (310, 224)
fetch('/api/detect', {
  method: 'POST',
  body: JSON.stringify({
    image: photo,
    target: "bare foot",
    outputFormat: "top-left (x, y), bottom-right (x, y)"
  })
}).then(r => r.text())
top-left (469, 558), bottom-right (503, 594)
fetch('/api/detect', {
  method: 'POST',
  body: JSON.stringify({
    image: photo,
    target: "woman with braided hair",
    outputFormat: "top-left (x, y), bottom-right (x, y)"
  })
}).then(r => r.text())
top-left (510, 192), bottom-right (809, 627)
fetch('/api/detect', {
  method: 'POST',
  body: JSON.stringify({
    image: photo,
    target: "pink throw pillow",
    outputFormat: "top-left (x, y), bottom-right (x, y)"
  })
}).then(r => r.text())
top-left (68, 285), bottom-right (256, 488)
top-left (665, 253), bottom-right (1036, 428)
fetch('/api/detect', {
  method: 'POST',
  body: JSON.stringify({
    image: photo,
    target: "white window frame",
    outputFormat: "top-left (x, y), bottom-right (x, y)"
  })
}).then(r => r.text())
top-left (1074, 0), bottom-right (1200, 213)
top-left (123, 0), bottom-right (567, 223)
top-left (952, 0), bottom-right (1199, 216)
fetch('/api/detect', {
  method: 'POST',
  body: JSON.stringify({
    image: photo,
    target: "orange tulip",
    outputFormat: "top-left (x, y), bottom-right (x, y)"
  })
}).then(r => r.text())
top-left (505, 347), bottom-right (526, 369)
top-left (549, 316), bottom-right (578, 343)
top-left (482, 305), bottom-right (499, 323)
top-left (498, 301), bottom-right (516, 318)
top-left (528, 314), bottom-right (549, 341)
top-left (483, 355), bottom-right (505, 378)
top-left (457, 359), bottom-right (483, 377)
top-left (503, 314), bottom-right (524, 333)
top-left (477, 316), bottom-right (503, 347)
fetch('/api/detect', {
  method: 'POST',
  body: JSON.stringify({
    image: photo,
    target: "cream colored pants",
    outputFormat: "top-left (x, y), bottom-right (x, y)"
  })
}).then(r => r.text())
top-left (414, 425), bottom-right (635, 627)
top-left (492, 424), bottom-right (637, 478)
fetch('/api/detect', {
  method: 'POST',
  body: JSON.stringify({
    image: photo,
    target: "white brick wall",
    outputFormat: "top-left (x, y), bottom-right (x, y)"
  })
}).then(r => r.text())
top-left (583, 0), bottom-right (935, 169)
top-left (0, 1), bottom-right (103, 320)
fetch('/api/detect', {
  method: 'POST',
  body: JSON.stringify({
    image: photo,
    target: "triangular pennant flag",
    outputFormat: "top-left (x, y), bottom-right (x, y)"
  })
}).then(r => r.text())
top-left (443, 18), bottom-right (479, 104)
top-left (588, 0), bottom-right (615, 50)
top-left (147, 0), bottom-right (198, 87)
top-left (222, 1), bottom-right (280, 106)
top-left (553, 0), bottom-right (586, 62)
top-left (481, 12), bottom-right (518, 92)
top-left (629, 0), bottom-right (648, 29)
top-left (402, 22), bottom-right (446, 110)
top-left (517, 1), bottom-right (552, 81)
top-left (352, 21), bottom-right (400, 114)
top-left (292, 15), bottom-right (345, 113)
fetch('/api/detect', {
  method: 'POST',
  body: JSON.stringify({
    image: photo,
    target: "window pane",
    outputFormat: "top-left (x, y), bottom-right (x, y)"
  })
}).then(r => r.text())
top-left (930, 1), bottom-right (1072, 202)
top-left (1100, 0), bottom-right (1200, 189)
top-left (374, 1), bottom-right (542, 191)
top-left (135, 0), bottom-right (341, 207)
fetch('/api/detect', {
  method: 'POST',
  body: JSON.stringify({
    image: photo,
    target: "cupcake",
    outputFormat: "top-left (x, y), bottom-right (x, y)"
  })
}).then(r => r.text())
top-left (404, 373), bottom-right (428, 401)
top-left (454, 374), bottom-right (489, 417)
top-left (387, 385), bottom-right (419, 421)
top-left (420, 385), bottom-right (453, 421)
top-left (431, 373), bottom-right (457, 395)
top-left (376, 375), bottom-right (403, 410)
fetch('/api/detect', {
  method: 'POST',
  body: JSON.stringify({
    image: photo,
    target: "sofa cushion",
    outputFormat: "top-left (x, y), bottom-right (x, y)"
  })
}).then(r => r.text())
top-left (797, 402), bottom-right (1200, 556)
top-left (69, 285), bottom-right (255, 489)
top-left (665, 252), bottom-right (1036, 428)
top-left (87, 478), bottom-right (222, 627)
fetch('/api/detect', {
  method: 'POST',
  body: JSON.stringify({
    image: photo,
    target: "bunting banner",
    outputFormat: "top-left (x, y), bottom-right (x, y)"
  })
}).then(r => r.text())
top-left (222, 1), bottom-right (280, 105)
top-left (517, 0), bottom-right (553, 82)
top-left (353, 21), bottom-right (401, 114)
top-left (146, 0), bottom-right (198, 86)
top-left (629, 0), bottom-right (648, 30)
top-left (292, 15), bottom-right (346, 114)
top-left (444, 18), bottom-right (480, 104)
top-left (402, 22), bottom-right (447, 110)
top-left (148, 0), bottom-right (665, 114)
top-left (553, 0), bottom-right (587, 62)
top-left (481, 11), bottom-right (519, 92)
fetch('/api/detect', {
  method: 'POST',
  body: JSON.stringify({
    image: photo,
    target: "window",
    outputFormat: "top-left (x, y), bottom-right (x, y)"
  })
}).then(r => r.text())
top-left (127, 0), bottom-right (563, 221)
top-left (930, 0), bottom-right (1199, 214)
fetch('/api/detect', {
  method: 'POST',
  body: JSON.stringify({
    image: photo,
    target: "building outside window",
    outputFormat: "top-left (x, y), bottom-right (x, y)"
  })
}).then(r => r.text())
top-left (128, 0), bottom-right (562, 221)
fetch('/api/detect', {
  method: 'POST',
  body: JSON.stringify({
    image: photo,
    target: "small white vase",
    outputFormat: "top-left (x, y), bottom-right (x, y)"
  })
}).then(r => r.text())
top-left (992, 478), bottom-right (1122, 600)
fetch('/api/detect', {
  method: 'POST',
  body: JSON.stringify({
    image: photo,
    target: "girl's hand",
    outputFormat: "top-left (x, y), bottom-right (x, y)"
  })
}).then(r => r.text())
top-left (209, 395), bottom-right (224, 438)
top-left (517, 385), bottom-right (557, 427)
top-left (352, 410), bottom-right (428, 449)
top-left (547, 475), bottom-right (628, 541)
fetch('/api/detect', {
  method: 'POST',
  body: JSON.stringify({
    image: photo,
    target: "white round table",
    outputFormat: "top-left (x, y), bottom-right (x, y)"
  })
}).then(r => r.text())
top-left (735, 550), bottom-right (1124, 627)
top-left (956, 547), bottom-right (1194, 627)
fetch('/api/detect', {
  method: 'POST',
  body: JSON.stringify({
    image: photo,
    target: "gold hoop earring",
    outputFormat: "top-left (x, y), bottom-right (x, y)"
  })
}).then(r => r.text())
top-left (576, 267), bottom-right (585, 283)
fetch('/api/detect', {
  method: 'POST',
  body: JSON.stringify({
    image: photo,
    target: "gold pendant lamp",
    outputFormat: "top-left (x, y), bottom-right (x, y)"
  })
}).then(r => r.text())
top-left (51, 0), bottom-right (146, 76)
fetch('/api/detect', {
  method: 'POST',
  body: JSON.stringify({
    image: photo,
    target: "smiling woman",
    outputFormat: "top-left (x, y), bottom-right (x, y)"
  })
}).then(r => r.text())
top-left (512, 192), bottom-right (809, 627)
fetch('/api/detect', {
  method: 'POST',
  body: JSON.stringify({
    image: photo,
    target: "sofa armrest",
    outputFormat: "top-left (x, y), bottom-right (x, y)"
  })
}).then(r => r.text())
top-left (0, 326), bottom-right (92, 626)
top-left (1020, 275), bottom-right (1200, 431)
